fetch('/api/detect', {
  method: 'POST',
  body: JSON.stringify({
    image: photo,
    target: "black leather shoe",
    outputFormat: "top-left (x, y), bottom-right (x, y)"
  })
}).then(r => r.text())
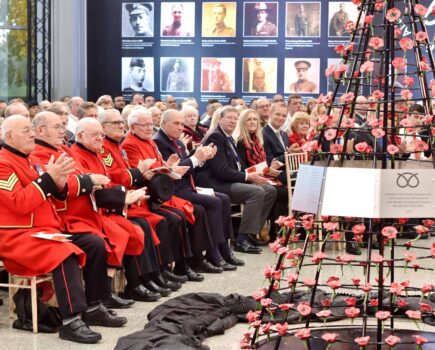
top-left (152, 274), bottom-right (182, 291)
top-left (346, 243), bottom-right (362, 255)
top-left (234, 240), bottom-right (262, 254)
top-left (183, 266), bottom-right (204, 282)
top-left (224, 252), bottom-right (245, 266)
top-left (123, 284), bottom-right (161, 302)
top-left (247, 236), bottom-right (268, 246)
top-left (163, 269), bottom-right (188, 283)
top-left (103, 293), bottom-right (134, 309)
top-left (192, 259), bottom-right (223, 273)
top-left (214, 260), bottom-right (237, 271)
top-left (143, 280), bottom-right (172, 297)
top-left (59, 319), bottom-right (102, 344)
top-left (82, 304), bottom-right (127, 327)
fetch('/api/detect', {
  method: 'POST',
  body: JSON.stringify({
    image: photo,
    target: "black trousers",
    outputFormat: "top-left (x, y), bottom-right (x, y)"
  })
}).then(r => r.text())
top-left (52, 233), bottom-right (109, 318)
top-left (153, 205), bottom-right (193, 261)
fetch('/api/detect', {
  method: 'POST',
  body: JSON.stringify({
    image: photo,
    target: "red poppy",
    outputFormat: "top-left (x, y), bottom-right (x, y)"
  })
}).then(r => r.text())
top-left (419, 302), bottom-right (433, 313)
top-left (405, 310), bottom-right (421, 320)
top-left (246, 310), bottom-right (260, 323)
top-left (385, 335), bottom-right (400, 346)
top-left (413, 335), bottom-right (428, 346)
top-left (371, 128), bottom-right (386, 138)
top-left (374, 0), bottom-right (385, 11)
top-left (420, 59), bottom-right (431, 71)
top-left (397, 298), bottom-right (408, 308)
top-left (322, 333), bottom-right (338, 343)
top-left (286, 272), bottom-right (299, 285)
top-left (414, 4), bottom-right (428, 16)
top-left (387, 144), bottom-right (399, 155)
top-left (399, 37), bottom-right (414, 51)
top-left (326, 276), bottom-right (342, 290)
top-left (369, 36), bottom-right (384, 49)
top-left (297, 303), bottom-right (312, 316)
top-left (311, 251), bottom-right (327, 264)
top-left (360, 60), bottom-right (374, 73)
top-left (400, 89), bottom-right (413, 100)
top-left (364, 15), bottom-right (373, 25)
top-left (345, 306), bottom-right (360, 318)
top-left (345, 297), bottom-right (357, 306)
top-left (382, 226), bottom-right (397, 239)
top-left (386, 8), bottom-right (401, 22)
top-left (260, 298), bottom-right (272, 307)
top-left (416, 31), bottom-right (428, 43)
top-left (345, 20), bottom-right (356, 33)
top-left (422, 219), bottom-right (434, 227)
top-left (316, 310), bottom-right (332, 318)
top-left (375, 310), bottom-right (390, 320)
top-left (352, 278), bottom-right (361, 286)
top-left (402, 76), bottom-right (414, 87)
top-left (321, 298), bottom-right (332, 307)
top-left (390, 282), bottom-right (403, 295)
top-left (392, 57), bottom-right (406, 70)
top-left (371, 253), bottom-right (384, 263)
top-left (394, 27), bottom-right (402, 38)
top-left (355, 336), bottom-right (370, 346)
top-left (275, 322), bottom-right (288, 336)
top-left (295, 328), bottom-right (310, 340)
top-left (414, 140), bottom-right (429, 152)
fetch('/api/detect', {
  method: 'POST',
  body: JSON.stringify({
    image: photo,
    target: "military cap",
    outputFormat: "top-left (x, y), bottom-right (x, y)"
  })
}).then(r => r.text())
top-left (126, 3), bottom-right (152, 16)
top-left (294, 60), bottom-right (311, 69)
top-left (254, 2), bottom-right (270, 11)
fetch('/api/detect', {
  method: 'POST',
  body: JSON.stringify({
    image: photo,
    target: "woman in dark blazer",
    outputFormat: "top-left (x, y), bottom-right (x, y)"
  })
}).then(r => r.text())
top-left (236, 109), bottom-right (288, 241)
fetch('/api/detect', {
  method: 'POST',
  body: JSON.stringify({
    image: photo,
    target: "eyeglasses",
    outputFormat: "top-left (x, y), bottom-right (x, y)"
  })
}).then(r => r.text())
top-left (42, 124), bottom-right (66, 132)
top-left (83, 131), bottom-right (105, 139)
top-left (16, 127), bottom-right (35, 134)
top-left (133, 122), bottom-right (153, 128)
top-left (103, 120), bottom-right (125, 126)
top-left (257, 104), bottom-right (271, 109)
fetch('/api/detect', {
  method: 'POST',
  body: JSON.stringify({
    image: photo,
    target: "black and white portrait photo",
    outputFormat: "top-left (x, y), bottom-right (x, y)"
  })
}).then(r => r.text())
top-left (122, 57), bottom-right (154, 93)
top-left (122, 3), bottom-right (154, 37)
top-left (161, 57), bottom-right (194, 92)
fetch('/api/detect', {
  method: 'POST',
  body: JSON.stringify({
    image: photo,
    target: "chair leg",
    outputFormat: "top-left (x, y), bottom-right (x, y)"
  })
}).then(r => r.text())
top-left (8, 274), bottom-right (14, 319)
top-left (30, 277), bottom-right (38, 333)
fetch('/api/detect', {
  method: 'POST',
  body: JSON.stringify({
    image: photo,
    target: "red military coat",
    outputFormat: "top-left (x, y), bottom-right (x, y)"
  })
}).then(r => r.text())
top-left (70, 143), bottom-right (144, 257)
top-left (101, 137), bottom-right (161, 245)
top-left (0, 145), bottom-right (85, 276)
top-left (121, 132), bottom-right (195, 224)
top-left (32, 141), bottom-right (129, 266)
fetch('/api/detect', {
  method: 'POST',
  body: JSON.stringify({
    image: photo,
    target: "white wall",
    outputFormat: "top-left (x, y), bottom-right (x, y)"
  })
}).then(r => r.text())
top-left (51, 0), bottom-right (87, 100)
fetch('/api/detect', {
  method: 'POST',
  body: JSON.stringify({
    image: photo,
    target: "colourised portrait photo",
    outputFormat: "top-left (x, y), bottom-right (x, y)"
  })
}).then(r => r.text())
top-left (161, 2), bottom-right (195, 37)
top-left (122, 3), bottom-right (154, 37)
top-left (161, 57), bottom-right (194, 92)
top-left (202, 2), bottom-right (236, 37)
top-left (285, 2), bottom-right (320, 37)
top-left (284, 58), bottom-right (320, 94)
top-left (243, 2), bottom-right (278, 37)
top-left (122, 57), bottom-right (154, 93)
top-left (242, 58), bottom-right (277, 93)
top-left (201, 58), bottom-right (235, 93)
top-left (328, 2), bottom-right (359, 37)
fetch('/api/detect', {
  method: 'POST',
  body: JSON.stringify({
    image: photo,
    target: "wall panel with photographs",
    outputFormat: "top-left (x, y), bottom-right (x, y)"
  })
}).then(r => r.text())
top-left (87, 1), bottom-right (435, 110)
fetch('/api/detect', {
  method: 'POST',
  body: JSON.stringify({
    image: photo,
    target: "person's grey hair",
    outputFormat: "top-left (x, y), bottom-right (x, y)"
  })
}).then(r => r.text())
top-left (4, 102), bottom-right (27, 119)
top-left (97, 108), bottom-right (121, 125)
top-left (181, 105), bottom-right (198, 118)
top-left (77, 102), bottom-right (97, 119)
top-left (32, 111), bottom-right (56, 129)
top-left (75, 117), bottom-right (101, 142)
top-left (47, 101), bottom-right (70, 116)
top-left (161, 109), bottom-right (179, 125)
top-left (127, 107), bottom-right (150, 127)
top-left (1, 115), bottom-right (27, 140)
top-left (219, 105), bottom-right (238, 119)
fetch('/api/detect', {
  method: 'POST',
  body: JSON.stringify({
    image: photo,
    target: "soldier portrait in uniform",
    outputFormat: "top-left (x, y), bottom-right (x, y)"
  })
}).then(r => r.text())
top-left (201, 58), bottom-right (235, 93)
top-left (122, 3), bottom-right (154, 37)
top-left (328, 2), bottom-right (359, 37)
top-left (122, 57), bottom-right (154, 93)
top-left (202, 2), bottom-right (236, 37)
top-left (285, 2), bottom-right (320, 37)
top-left (161, 2), bottom-right (195, 37)
top-left (243, 2), bottom-right (278, 37)
top-left (285, 58), bottom-right (319, 94)
top-left (161, 57), bottom-right (194, 93)
top-left (242, 58), bottom-right (277, 93)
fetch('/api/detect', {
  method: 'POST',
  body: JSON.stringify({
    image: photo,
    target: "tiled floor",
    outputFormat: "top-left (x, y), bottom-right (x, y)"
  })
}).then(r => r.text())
top-left (0, 236), bottom-right (434, 350)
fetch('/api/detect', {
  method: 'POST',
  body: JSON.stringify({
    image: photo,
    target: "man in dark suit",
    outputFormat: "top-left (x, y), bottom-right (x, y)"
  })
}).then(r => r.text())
top-left (154, 109), bottom-right (243, 270)
top-left (197, 106), bottom-right (277, 254)
top-left (262, 102), bottom-right (300, 185)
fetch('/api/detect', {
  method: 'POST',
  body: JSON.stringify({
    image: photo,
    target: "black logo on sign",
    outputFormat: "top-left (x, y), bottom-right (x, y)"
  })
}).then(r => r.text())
top-left (396, 172), bottom-right (419, 188)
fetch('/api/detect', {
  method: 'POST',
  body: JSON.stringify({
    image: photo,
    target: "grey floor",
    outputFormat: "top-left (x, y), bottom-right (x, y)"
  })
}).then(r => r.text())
top-left (0, 237), bottom-right (434, 350)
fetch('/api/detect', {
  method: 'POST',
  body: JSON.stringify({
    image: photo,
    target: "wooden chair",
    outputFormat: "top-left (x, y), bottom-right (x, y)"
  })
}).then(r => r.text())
top-left (284, 152), bottom-right (308, 213)
top-left (0, 260), bottom-right (53, 333)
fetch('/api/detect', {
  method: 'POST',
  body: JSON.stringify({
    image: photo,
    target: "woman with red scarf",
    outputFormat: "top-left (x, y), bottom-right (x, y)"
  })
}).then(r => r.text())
top-left (236, 109), bottom-right (287, 242)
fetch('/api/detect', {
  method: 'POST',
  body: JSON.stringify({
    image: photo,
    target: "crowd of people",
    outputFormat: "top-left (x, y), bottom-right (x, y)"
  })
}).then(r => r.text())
top-left (0, 90), bottom-right (431, 344)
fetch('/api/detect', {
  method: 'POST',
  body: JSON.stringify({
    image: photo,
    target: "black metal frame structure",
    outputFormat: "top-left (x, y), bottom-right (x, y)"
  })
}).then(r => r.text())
top-left (27, 0), bottom-right (51, 101)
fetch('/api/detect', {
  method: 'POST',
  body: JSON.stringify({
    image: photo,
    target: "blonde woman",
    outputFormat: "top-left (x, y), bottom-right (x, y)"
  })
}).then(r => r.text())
top-left (236, 109), bottom-right (287, 242)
